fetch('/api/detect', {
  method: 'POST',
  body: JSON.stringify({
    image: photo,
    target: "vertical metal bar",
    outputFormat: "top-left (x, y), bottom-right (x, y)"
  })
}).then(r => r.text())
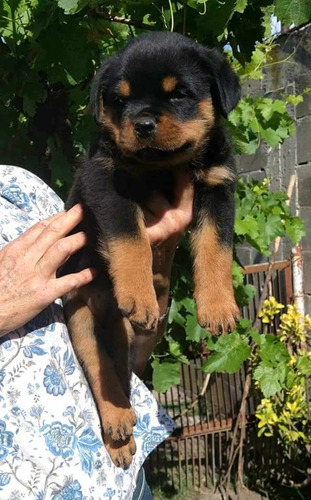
top-left (211, 433), bottom-right (215, 486)
top-left (191, 436), bottom-right (195, 486)
top-left (185, 438), bottom-right (189, 488)
top-left (198, 435), bottom-right (202, 489)
top-left (178, 439), bottom-right (182, 490)
top-left (284, 262), bottom-right (293, 304)
top-left (197, 357), bottom-right (204, 430)
top-left (214, 373), bottom-right (222, 427)
top-left (177, 374), bottom-right (184, 429)
top-left (221, 373), bottom-right (229, 426)
top-left (182, 362), bottom-right (191, 433)
top-left (205, 433), bottom-right (209, 488)
top-left (188, 362), bottom-right (197, 432)
top-left (210, 375), bottom-right (217, 429)
top-left (170, 385), bottom-right (176, 420)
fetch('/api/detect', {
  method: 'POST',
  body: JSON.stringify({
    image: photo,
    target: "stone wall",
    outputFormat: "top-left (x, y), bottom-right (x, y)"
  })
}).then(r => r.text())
top-left (235, 23), bottom-right (311, 313)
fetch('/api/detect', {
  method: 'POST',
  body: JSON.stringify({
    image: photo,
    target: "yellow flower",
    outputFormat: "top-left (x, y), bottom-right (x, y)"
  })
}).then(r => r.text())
top-left (279, 304), bottom-right (307, 342)
top-left (259, 296), bottom-right (284, 323)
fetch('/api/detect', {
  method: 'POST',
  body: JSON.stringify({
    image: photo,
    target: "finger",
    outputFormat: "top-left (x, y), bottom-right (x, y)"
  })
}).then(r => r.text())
top-left (173, 169), bottom-right (194, 211)
top-left (7, 211), bottom-right (65, 252)
top-left (146, 219), bottom-right (172, 245)
top-left (33, 204), bottom-right (84, 257)
top-left (143, 193), bottom-right (171, 221)
top-left (48, 268), bottom-right (97, 300)
top-left (37, 232), bottom-right (88, 278)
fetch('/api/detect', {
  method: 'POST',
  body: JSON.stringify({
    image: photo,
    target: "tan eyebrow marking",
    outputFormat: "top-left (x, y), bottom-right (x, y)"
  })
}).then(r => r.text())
top-left (162, 76), bottom-right (178, 93)
top-left (119, 80), bottom-right (131, 98)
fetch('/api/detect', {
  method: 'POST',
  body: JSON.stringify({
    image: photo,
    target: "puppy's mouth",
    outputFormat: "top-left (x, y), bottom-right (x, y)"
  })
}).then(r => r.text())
top-left (133, 142), bottom-right (191, 162)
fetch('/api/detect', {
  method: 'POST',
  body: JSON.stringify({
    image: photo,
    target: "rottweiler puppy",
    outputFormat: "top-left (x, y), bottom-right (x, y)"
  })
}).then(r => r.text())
top-left (63, 32), bottom-right (241, 468)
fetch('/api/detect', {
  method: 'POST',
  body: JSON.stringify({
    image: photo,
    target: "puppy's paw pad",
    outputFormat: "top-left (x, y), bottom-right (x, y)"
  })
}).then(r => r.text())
top-left (100, 405), bottom-right (136, 441)
top-left (104, 435), bottom-right (137, 469)
top-left (119, 294), bottom-right (159, 330)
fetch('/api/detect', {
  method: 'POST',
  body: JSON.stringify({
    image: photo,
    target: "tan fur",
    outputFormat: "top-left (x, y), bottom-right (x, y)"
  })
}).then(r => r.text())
top-left (198, 99), bottom-right (215, 124)
top-left (104, 434), bottom-right (136, 468)
top-left (64, 290), bottom-right (137, 467)
top-left (103, 98), bottom-right (215, 163)
top-left (199, 166), bottom-right (237, 186)
top-left (119, 80), bottom-right (131, 98)
top-left (162, 76), bottom-right (178, 92)
top-left (191, 224), bottom-right (240, 334)
top-left (101, 110), bottom-right (121, 142)
top-left (99, 217), bottom-right (159, 329)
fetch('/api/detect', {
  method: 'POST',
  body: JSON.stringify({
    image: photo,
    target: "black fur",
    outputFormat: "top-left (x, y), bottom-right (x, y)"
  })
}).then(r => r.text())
top-left (62, 32), bottom-right (241, 467)
top-left (66, 32), bottom-right (240, 256)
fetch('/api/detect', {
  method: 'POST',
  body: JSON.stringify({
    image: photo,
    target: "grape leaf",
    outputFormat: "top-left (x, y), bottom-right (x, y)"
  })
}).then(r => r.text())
top-left (152, 358), bottom-right (180, 393)
top-left (253, 363), bottom-right (287, 397)
top-left (285, 217), bottom-right (306, 245)
top-left (275, 0), bottom-right (311, 26)
top-left (202, 332), bottom-right (251, 374)
top-left (185, 312), bottom-right (208, 342)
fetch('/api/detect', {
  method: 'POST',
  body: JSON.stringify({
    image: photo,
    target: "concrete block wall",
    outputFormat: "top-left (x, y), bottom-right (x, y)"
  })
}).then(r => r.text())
top-left (235, 24), bottom-right (311, 312)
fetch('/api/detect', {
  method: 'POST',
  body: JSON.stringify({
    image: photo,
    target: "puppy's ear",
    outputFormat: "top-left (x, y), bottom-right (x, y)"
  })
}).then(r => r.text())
top-left (90, 58), bottom-right (113, 124)
top-left (198, 47), bottom-right (240, 118)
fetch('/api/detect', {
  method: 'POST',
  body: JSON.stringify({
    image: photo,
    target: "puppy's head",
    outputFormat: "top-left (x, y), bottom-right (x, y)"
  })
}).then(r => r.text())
top-left (91, 32), bottom-right (240, 166)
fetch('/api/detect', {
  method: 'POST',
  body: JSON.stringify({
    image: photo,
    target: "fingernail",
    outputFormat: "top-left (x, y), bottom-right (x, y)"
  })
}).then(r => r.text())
top-left (71, 204), bottom-right (83, 214)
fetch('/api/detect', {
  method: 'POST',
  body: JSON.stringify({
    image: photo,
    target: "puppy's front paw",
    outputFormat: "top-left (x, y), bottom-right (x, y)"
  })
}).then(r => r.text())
top-left (104, 434), bottom-right (137, 468)
top-left (100, 403), bottom-right (137, 441)
top-left (118, 290), bottom-right (159, 330)
top-left (196, 289), bottom-right (240, 335)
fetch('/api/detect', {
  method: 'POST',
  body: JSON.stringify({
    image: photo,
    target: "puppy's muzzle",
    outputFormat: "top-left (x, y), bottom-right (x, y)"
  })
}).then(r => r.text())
top-left (134, 116), bottom-right (157, 139)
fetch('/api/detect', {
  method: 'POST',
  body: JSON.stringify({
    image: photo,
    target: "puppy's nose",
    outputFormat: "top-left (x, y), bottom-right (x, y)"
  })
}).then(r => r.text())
top-left (134, 117), bottom-right (157, 138)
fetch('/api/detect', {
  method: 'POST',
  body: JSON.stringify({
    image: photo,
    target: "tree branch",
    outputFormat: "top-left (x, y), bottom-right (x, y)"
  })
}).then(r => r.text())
top-left (173, 373), bottom-right (211, 421)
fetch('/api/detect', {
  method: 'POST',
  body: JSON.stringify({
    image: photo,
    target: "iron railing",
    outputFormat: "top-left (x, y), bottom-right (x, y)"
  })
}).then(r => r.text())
top-left (145, 260), bottom-right (293, 490)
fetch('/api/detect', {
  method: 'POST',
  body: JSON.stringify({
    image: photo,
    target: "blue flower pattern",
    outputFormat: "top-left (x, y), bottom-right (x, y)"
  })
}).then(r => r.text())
top-left (0, 165), bottom-right (175, 499)
top-left (52, 479), bottom-right (83, 500)
top-left (43, 364), bottom-right (67, 396)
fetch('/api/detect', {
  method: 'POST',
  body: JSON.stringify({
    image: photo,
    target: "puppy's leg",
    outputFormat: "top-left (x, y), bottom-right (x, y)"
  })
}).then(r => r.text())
top-left (78, 167), bottom-right (159, 330)
top-left (192, 166), bottom-right (240, 334)
top-left (64, 290), bottom-right (137, 467)
top-left (99, 215), bottom-right (159, 331)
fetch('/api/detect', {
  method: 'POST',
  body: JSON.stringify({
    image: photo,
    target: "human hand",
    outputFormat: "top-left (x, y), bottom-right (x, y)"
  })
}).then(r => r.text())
top-left (143, 169), bottom-right (193, 251)
top-left (0, 205), bottom-right (96, 337)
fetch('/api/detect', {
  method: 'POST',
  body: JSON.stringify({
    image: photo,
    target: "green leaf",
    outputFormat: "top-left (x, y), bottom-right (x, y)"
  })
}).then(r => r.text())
top-left (168, 298), bottom-right (186, 326)
top-left (285, 217), bottom-right (306, 245)
top-left (185, 313), bottom-right (208, 342)
top-left (168, 340), bottom-right (189, 364)
top-left (202, 332), bottom-right (251, 374)
top-left (152, 358), bottom-right (181, 393)
top-left (283, 94), bottom-right (304, 106)
top-left (258, 335), bottom-right (290, 366)
top-left (275, 0), bottom-right (311, 26)
top-left (297, 355), bottom-right (311, 376)
top-left (260, 127), bottom-right (283, 147)
top-left (57, 0), bottom-right (80, 14)
top-left (235, 0), bottom-right (248, 14)
top-left (253, 364), bottom-right (285, 397)
top-left (235, 214), bottom-right (258, 238)
top-left (264, 214), bottom-right (284, 243)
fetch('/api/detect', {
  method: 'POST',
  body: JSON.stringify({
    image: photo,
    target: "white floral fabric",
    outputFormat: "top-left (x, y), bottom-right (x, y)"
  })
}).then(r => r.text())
top-left (0, 165), bottom-right (175, 500)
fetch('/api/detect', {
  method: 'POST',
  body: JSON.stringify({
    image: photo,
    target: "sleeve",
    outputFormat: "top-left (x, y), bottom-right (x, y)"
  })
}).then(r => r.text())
top-left (0, 165), bottom-right (175, 500)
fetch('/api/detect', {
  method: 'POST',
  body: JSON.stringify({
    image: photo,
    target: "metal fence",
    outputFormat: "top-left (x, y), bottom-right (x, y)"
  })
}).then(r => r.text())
top-left (145, 260), bottom-right (293, 491)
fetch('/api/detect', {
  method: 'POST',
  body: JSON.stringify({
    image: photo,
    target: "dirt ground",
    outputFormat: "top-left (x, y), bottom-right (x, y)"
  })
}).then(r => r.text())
top-left (185, 488), bottom-right (266, 500)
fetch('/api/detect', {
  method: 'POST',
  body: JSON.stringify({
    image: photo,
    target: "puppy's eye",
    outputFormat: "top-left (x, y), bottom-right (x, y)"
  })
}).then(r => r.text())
top-left (169, 89), bottom-right (190, 101)
top-left (114, 96), bottom-right (125, 105)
